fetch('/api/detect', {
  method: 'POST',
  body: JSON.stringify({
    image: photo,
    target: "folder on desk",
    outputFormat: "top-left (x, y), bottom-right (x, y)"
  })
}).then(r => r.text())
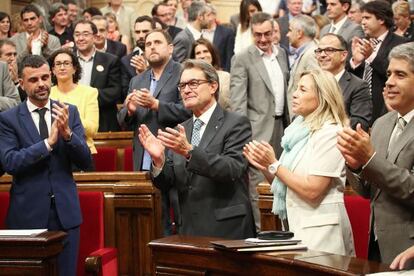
top-left (211, 239), bottom-right (307, 252)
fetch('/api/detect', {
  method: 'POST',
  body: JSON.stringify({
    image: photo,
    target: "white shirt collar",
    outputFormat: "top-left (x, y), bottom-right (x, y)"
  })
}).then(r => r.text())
top-left (399, 108), bottom-right (414, 125)
top-left (335, 69), bottom-right (345, 81)
top-left (193, 101), bottom-right (217, 126)
top-left (256, 45), bottom-right (278, 58)
top-left (27, 98), bottom-right (51, 112)
top-left (187, 24), bottom-right (202, 40)
top-left (331, 16), bottom-right (348, 31)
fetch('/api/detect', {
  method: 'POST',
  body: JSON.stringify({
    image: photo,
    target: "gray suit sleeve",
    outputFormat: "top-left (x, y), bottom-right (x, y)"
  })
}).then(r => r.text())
top-left (0, 63), bottom-right (20, 112)
top-left (42, 35), bottom-right (61, 58)
top-left (229, 55), bottom-right (248, 115)
top-left (172, 35), bottom-right (190, 63)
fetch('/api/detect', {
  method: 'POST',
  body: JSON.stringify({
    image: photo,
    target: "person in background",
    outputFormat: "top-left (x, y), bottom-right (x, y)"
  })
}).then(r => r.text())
top-left (190, 38), bottom-right (230, 110)
top-left (234, 0), bottom-right (262, 54)
top-left (11, 4), bottom-right (61, 60)
top-left (49, 48), bottom-right (99, 168)
top-left (0, 59), bottom-right (20, 112)
top-left (244, 69), bottom-right (355, 256)
top-left (348, 0), bottom-right (363, 24)
top-left (392, 1), bottom-right (414, 41)
top-left (312, 14), bottom-right (330, 40)
top-left (0, 39), bottom-right (25, 101)
top-left (152, 3), bottom-right (183, 40)
top-left (104, 12), bottom-right (131, 53)
top-left (48, 3), bottom-right (74, 49)
top-left (0, 12), bottom-right (12, 39)
top-left (164, 0), bottom-right (187, 29)
top-left (66, 0), bottom-right (79, 28)
top-left (277, 0), bottom-right (303, 48)
top-left (82, 7), bottom-right (102, 22)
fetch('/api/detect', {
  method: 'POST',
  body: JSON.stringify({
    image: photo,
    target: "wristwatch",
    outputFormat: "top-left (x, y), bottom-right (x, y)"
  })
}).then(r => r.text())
top-left (268, 161), bottom-right (281, 175)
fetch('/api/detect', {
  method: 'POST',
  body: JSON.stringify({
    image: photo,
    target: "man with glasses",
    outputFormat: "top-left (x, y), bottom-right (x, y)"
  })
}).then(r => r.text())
top-left (91, 15), bottom-right (127, 59)
top-left (0, 39), bottom-right (24, 103)
top-left (73, 19), bottom-right (121, 132)
top-left (139, 59), bottom-right (255, 239)
top-left (231, 12), bottom-right (290, 232)
top-left (118, 29), bottom-right (191, 234)
top-left (316, 33), bottom-right (372, 130)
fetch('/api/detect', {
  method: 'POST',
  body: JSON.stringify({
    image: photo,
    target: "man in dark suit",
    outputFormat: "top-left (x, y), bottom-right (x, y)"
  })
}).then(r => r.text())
top-left (74, 19), bottom-right (122, 132)
top-left (0, 55), bottom-right (92, 276)
top-left (172, 1), bottom-right (209, 63)
top-left (338, 42), bottom-right (414, 269)
top-left (120, 16), bottom-right (155, 101)
top-left (316, 33), bottom-right (372, 130)
top-left (118, 30), bottom-right (191, 234)
top-left (152, 3), bottom-right (183, 40)
top-left (349, 0), bottom-right (407, 123)
top-left (277, 0), bottom-right (303, 48)
top-left (205, 4), bottom-right (234, 72)
top-left (91, 15), bottom-right (127, 59)
top-left (139, 59), bottom-right (255, 239)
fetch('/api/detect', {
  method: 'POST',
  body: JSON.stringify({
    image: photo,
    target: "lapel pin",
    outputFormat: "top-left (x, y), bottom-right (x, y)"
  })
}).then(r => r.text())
top-left (96, 65), bottom-right (104, 72)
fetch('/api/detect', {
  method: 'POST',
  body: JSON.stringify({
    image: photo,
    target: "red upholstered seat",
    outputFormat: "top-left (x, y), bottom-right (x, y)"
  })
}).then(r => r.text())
top-left (344, 195), bottom-right (370, 259)
top-left (124, 146), bottom-right (133, 171)
top-left (94, 147), bottom-right (117, 171)
top-left (0, 191), bottom-right (118, 275)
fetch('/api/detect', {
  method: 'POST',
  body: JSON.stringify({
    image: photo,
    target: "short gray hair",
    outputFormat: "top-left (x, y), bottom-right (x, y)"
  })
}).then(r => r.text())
top-left (388, 42), bottom-right (414, 73)
top-left (180, 59), bottom-right (220, 100)
top-left (290, 14), bottom-right (317, 39)
top-left (187, 1), bottom-right (208, 22)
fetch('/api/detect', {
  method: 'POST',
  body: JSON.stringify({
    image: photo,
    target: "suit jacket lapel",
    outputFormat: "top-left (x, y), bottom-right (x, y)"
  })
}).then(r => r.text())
top-left (153, 59), bottom-right (173, 98)
top-left (91, 52), bottom-right (100, 85)
top-left (250, 47), bottom-right (274, 95)
top-left (373, 32), bottom-right (392, 64)
top-left (388, 117), bottom-right (414, 163)
top-left (197, 104), bottom-right (224, 150)
top-left (19, 102), bottom-right (41, 144)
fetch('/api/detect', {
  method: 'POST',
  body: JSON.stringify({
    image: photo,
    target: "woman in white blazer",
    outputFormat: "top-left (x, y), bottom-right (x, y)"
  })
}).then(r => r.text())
top-left (244, 69), bottom-right (355, 256)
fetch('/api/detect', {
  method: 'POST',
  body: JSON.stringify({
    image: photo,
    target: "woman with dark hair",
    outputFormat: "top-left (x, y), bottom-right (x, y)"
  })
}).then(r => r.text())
top-left (49, 49), bottom-right (99, 159)
top-left (191, 38), bottom-right (231, 110)
top-left (234, 0), bottom-right (262, 54)
top-left (0, 12), bottom-right (12, 39)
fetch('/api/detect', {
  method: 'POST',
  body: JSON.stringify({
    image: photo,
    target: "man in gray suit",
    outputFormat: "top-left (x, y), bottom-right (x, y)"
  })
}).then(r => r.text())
top-left (172, 1), bottom-right (210, 63)
top-left (286, 14), bottom-right (319, 119)
top-left (118, 30), bottom-right (191, 234)
top-left (231, 12), bottom-right (290, 231)
top-left (11, 4), bottom-right (60, 60)
top-left (338, 42), bottom-right (414, 268)
top-left (139, 59), bottom-right (255, 239)
top-left (320, 0), bottom-right (364, 45)
top-left (0, 61), bottom-right (20, 112)
top-left (316, 33), bottom-right (372, 130)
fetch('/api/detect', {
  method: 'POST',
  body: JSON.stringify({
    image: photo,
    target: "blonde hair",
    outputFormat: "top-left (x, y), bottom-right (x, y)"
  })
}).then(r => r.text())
top-left (301, 69), bottom-right (349, 131)
top-left (392, 1), bottom-right (410, 18)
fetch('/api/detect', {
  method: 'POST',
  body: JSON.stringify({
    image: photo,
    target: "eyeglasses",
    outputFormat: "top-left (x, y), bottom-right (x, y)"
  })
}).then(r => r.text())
top-left (253, 31), bottom-right (273, 39)
top-left (178, 79), bottom-right (210, 91)
top-left (314, 47), bottom-right (345, 56)
top-left (54, 61), bottom-right (72, 67)
top-left (74, 32), bottom-right (93, 38)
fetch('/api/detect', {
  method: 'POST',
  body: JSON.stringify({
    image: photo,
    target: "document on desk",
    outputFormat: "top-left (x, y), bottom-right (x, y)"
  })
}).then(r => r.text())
top-left (211, 239), bottom-right (307, 252)
top-left (0, 229), bottom-right (47, 236)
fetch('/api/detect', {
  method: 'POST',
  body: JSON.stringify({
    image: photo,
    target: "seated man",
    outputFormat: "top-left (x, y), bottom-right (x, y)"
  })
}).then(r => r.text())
top-left (139, 59), bottom-right (255, 239)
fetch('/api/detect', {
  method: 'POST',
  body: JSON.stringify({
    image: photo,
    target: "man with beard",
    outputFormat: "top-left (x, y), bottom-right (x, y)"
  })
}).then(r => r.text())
top-left (121, 16), bottom-right (155, 100)
top-left (0, 55), bottom-right (92, 276)
top-left (172, 1), bottom-right (210, 62)
top-left (48, 3), bottom-right (74, 49)
top-left (118, 30), bottom-right (191, 234)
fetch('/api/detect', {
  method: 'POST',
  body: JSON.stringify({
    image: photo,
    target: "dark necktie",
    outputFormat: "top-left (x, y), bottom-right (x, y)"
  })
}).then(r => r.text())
top-left (35, 108), bottom-right (48, 139)
top-left (362, 38), bottom-right (381, 95)
top-left (191, 119), bottom-right (204, 146)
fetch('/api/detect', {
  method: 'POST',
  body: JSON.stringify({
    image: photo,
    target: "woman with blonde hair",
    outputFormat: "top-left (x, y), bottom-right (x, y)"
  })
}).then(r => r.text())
top-left (244, 69), bottom-right (355, 256)
top-left (392, 1), bottom-right (414, 41)
top-left (104, 12), bottom-right (131, 53)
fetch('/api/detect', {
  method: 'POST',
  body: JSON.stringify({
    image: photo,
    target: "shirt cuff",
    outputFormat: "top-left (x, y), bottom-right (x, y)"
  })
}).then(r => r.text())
top-left (350, 58), bottom-right (362, 69)
top-left (362, 151), bottom-right (376, 170)
top-left (44, 139), bottom-right (52, 152)
top-left (151, 160), bottom-right (164, 178)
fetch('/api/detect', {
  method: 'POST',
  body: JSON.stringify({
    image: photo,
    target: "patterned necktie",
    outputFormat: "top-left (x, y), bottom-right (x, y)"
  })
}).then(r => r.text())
top-left (191, 119), bottom-right (204, 146)
top-left (35, 108), bottom-right (48, 139)
top-left (362, 38), bottom-right (381, 95)
top-left (388, 117), bottom-right (407, 155)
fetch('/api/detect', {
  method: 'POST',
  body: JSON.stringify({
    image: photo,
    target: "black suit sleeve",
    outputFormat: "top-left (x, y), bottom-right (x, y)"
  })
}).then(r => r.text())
top-left (349, 80), bottom-right (372, 130)
top-left (97, 57), bottom-right (122, 107)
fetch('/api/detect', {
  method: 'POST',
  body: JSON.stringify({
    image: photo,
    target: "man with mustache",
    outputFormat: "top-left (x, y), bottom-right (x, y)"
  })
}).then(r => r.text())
top-left (0, 55), bottom-right (92, 276)
top-left (117, 29), bottom-right (191, 234)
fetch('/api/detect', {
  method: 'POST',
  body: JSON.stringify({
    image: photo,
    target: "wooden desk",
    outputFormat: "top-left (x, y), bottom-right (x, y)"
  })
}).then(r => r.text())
top-left (149, 235), bottom-right (390, 276)
top-left (0, 231), bottom-right (66, 275)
